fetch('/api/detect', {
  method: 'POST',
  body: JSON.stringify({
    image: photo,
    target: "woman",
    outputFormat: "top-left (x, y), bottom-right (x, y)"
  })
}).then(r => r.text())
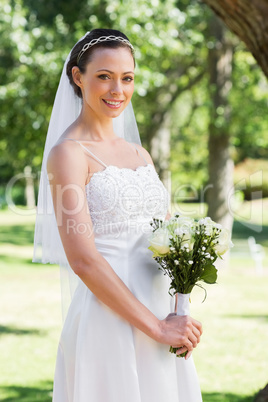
top-left (33, 29), bottom-right (203, 402)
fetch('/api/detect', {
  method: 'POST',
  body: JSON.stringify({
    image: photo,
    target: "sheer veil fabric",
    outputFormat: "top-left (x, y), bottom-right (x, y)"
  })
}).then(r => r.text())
top-left (32, 32), bottom-right (142, 318)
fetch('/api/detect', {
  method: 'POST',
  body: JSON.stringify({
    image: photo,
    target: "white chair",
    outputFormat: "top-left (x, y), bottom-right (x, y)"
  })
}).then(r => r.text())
top-left (248, 236), bottom-right (265, 275)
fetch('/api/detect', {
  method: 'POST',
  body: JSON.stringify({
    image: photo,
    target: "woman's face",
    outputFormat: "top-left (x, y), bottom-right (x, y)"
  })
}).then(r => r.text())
top-left (76, 46), bottom-right (135, 119)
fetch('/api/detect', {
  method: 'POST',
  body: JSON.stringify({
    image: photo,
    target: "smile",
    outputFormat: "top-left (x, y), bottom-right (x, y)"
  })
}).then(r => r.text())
top-left (102, 99), bottom-right (123, 108)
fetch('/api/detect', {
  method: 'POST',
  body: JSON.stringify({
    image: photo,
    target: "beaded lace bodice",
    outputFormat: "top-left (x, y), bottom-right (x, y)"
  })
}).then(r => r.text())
top-left (85, 164), bottom-right (169, 227)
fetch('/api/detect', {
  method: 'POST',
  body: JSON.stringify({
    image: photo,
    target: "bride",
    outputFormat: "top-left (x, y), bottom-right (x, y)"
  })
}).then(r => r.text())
top-left (33, 28), bottom-right (203, 402)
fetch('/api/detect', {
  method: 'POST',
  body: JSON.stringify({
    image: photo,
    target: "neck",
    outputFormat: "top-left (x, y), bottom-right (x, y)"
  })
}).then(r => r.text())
top-left (75, 103), bottom-right (118, 142)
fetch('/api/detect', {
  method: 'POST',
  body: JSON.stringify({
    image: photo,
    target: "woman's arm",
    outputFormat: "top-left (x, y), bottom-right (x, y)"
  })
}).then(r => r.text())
top-left (47, 141), bottom-right (202, 354)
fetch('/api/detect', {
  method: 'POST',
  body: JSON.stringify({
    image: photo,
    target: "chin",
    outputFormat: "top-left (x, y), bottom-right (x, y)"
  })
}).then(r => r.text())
top-left (105, 107), bottom-right (126, 119)
top-left (111, 110), bottom-right (124, 118)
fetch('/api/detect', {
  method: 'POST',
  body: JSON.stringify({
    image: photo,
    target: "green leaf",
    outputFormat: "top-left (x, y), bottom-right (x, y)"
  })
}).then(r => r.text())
top-left (200, 264), bottom-right (218, 284)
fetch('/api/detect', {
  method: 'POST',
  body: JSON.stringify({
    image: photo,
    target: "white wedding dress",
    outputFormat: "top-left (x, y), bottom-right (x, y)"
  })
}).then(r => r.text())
top-left (52, 140), bottom-right (202, 402)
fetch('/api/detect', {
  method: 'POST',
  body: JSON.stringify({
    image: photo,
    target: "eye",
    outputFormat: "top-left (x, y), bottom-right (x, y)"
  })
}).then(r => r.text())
top-left (98, 74), bottom-right (110, 80)
top-left (123, 76), bottom-right (134, 82)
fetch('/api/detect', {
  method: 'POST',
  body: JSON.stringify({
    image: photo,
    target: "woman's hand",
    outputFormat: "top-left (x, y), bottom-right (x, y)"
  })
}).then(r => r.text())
top-left (155, 313), bottom-right (202, 359)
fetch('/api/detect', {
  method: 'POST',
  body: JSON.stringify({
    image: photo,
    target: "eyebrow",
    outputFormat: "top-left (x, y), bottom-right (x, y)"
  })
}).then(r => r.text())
top-left (96, 69), bottom-right (135, 74)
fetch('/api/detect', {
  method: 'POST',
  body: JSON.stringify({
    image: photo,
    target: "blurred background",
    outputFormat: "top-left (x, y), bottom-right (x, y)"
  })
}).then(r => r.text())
top-left (0, 0), bottom-right (268, 401)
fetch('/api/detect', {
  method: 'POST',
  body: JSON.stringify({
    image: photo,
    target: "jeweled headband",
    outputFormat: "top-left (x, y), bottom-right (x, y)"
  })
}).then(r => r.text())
top-left (77, 35), bottom-right (135, 64)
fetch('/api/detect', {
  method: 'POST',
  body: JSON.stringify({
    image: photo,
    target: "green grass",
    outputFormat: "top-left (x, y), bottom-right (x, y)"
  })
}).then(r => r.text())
top-left (190, 268), bottom-right (268, 401)
top-left (0, 203), bottom-right (268, 401)
top-left (0, 209), bottom-right (61, 401)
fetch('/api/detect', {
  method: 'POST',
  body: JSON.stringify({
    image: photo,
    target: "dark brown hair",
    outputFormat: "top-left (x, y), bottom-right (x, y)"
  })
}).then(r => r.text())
top-left (66, 29), bottom-right (135, 98)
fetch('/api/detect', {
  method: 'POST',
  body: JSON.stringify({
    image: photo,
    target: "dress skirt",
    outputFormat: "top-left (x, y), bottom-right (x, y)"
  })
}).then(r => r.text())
top-left (52, 221), bottom-right (202, 402)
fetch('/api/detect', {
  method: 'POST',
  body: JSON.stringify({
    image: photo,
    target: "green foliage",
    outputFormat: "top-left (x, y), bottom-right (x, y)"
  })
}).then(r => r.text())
top-left (199, 262), bottom-right (217, 284)
top-left (0, 0), bottom-right (72, 183)
top-left (170, 87), bottom-right (210, 198)
top-left (0, 0), bottom-right (267, 200)
top-left (230, 48), bottom-right (268, 162)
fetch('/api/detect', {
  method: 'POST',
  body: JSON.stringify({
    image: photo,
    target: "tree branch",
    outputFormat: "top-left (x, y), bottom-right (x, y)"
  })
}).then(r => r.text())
top-left (202, 0), bottom-right (268, 77)
top-left (150, 68), bottom-right (206, 135)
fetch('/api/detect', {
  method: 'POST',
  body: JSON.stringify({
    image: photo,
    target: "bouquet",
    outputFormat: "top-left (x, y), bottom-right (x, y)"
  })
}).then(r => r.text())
top-left (148, 214), bottom-right (233, 356)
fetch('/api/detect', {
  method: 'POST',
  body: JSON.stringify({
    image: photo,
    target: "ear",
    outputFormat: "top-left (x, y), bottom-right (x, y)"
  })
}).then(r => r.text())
top-left (72, 66), bottom-right (83, 89)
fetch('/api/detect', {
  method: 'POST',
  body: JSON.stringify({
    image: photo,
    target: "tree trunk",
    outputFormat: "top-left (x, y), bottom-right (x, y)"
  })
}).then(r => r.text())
top-left (202, 0), bottom-right (268, 78)
top-left (254, 383), bottom-right (268, 402)
top-left (206, 16), bottom-right (234, 236)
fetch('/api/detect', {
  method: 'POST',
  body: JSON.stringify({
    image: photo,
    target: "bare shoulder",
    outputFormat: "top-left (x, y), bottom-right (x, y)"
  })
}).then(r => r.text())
top-left (47, 140), bottom-right (88, 186)
top-left (131, 142), bottom-right (155, 167)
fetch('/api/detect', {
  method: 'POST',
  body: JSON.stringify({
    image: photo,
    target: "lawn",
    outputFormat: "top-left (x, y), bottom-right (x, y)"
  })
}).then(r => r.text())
top-left (0, 200), bottom-right (268, 401)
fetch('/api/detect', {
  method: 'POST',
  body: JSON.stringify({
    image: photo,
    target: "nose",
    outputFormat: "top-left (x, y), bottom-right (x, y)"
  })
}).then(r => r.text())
top-left (110, 79), bottom-right (123, 95)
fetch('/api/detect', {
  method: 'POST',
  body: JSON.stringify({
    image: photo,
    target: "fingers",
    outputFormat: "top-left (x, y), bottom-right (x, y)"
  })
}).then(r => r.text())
top-left (176, 317), bottom-right (202, 352)
top-left (191, 318), bottom-right (203, 335)
top-left (187, 333), bottom-right (198, 348)
top-left (174, 346), bottom-right (192, 360)
top-left (160, 314), bottom-right (202, 353)
top-left (192, 324), bottom-right (202, 344)
top-left (184, 336), bottom-right (195, 352)
top-left (187, 317), bottom-right (202, 345)
top-left (176, 346), bottom-right (187, 356)
top-left (189, 325), bottom-right (201, 348)
top-left (185, 350), bottom-right (192, 360)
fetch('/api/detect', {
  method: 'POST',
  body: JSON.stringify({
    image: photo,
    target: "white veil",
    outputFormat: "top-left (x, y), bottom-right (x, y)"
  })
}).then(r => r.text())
top-left (32, 32), bottom-right (141, 319)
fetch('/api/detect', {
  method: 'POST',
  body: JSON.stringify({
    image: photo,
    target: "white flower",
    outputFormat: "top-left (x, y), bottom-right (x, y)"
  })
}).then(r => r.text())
top-left (174, 260), bottom-right (179, 265)
top-left (189, 260), bottom-right (193, 265)
top-left (198, 217), bottom-right (212, 226)
top-left (202, 246), bottom-right (206, 251)
top-left (149, 228), bottom-right (170, 256)
top-left (199, 217), bottom-right (222, 236)
top-left (199, 217), bottom-right (213, 235)
top-left (171, 217), bottom-right (195, 250)
top-left (170, 247), bottom-right (175, 251)
top-left (214, 228), bottom-right (234, 256)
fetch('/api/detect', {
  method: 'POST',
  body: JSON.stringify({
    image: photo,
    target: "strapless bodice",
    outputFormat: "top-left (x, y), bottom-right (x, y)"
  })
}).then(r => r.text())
top-left (85, 164), bottom-right (169, 229)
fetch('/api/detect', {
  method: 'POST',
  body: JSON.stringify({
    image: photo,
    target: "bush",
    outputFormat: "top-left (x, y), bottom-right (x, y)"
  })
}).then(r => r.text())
top-left (0, 184), bottom-right (26, 208)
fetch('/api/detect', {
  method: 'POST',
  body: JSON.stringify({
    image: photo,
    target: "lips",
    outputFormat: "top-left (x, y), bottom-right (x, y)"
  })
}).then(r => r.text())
top-left (102, 99), bottom-right (124, 109)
